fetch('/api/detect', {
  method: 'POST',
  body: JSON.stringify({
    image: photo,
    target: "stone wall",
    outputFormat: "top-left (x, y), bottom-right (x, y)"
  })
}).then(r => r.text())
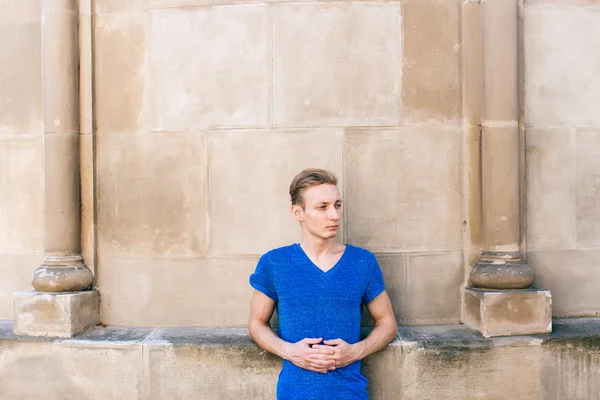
top-left (92, 0), bottom-right (464, 327)
top-left (0, 1), bottom-right (45, 319)
top-left (1, 0), bottom-right (600, 325)
top-left (524, 0), bottom-right (600, 317)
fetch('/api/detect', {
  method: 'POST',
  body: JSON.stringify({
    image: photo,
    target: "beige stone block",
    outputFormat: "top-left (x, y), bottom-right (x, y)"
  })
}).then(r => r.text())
top-left (149, 257), bottom-right (259, 327)
top-left (403, 0), bottom-right (461, 123)
top-left (96, 133), bottom-right (208, 258)
top-left (208, 129), bottom-right (343, 255)
top-left (0, 253), bottom-right (42, 319)
top-left (405, 253), bottom-right (463, 324)
top-left (401, 343), bottom-right (541, 399)
top-left (0, 339), bottom-right (144, 400)
top-left (0, 138), bottom-right (44, 252)
top-left (345, 128), bottom-right (462, 252)
top-left (362, 254), bottom-right (406, 326)
top-left (528, 249), bottom-right (600, 317)
top-left (462, 287), bottom-right (552, 338)
top-left (149, 5), bottom-right (269, 130)
top-left (527, 0), bottom-right (600, 5)
top-left (525, 6), bottom-right (600, 126)
top-left (94, 0), bottom-right (146, 13)
top-left (13, 290), bottom-right (100, 338)
top-left (525, 127), bottom-right (577, 249)
top-left (0, 0), bottom-right (40, 24)
top-left (144, 329), bottom-right (279, 400)
top-left (576, 130), bottom-right (600, 246)
top-left (94, 11), bottom-right (147, 134)
top-left (96, 257), bottom-right (151, 326)
top-left (80, 134), bottom-right (95, 273)
top-left (0, 22), bottom-right (43, 137)
top-left (273, 3), bottom-right (401, 127)
top-left (42, 9), bottom-right (79, 134)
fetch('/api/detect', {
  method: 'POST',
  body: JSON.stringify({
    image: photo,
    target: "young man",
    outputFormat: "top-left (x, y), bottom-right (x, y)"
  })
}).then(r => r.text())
top-left (248, 168), bottom-right (397, 399)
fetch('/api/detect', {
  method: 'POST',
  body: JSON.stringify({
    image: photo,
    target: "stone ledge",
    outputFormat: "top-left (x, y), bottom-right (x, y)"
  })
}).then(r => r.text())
top-left (2, 317), bottom-right (599, 350)
top-left (1, 317), bottom-right (599, 350)
top-left (1, 319), bottom-right (599, 400)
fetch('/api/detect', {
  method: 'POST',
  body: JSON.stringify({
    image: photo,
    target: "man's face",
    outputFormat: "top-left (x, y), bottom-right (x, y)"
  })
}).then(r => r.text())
top-left (293, 184), bottom-right (342, 240)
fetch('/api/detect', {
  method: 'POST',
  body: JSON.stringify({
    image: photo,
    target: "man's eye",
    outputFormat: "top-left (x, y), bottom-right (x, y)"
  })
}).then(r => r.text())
top-left (335, 204), bottom-right (342, 209)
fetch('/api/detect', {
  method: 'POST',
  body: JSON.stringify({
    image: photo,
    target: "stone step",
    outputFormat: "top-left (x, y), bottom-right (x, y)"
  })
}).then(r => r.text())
top-left (0, 319), bottom-right (599, 399)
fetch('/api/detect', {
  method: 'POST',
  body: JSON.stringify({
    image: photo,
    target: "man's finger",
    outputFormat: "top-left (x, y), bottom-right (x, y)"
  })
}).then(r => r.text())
top-left (323, 339), bottom-right (343, 345)
top-left (311, 344), bottom-right (336, 350)
top-left (309, 347), bottom-right (335, 355)
top-left (303, 337), bottom-right (323, 345)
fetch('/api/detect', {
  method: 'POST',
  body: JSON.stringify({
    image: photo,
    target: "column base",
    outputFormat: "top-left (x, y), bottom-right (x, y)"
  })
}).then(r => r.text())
top-left (462, 287), bottom-right (552, 338)
top-left (13, 290), bottom-right (100, 338)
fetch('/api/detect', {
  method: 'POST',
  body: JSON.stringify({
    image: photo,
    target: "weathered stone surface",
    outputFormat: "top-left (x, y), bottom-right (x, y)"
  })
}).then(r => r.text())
top-left (94, 11), bottom-right (147, 134)
top-left (528, 249), bottom-right (600, 317)
top-left (144, 328), bottom-right (280, 400)
top-left (576, 130), bottom-right (600, 246)
top-left (96, 257), bottom-right (151, 326)
top-left (208, 129), bottom-right (343, 255)
top-left (405, 253), bottom-right (463, 324)
top-left (525, 5), bottom-right (600, 127)
top-left (526, 127), bottom-right (577, 249)
top-left (149, 5), bottom-right (269, 130)
top-left (463, 287), bottom-right (552, 338)
top-left (96, 133), bottom-right (208, 257)
top-left (13, 291), bottom-right (100, 338)
top-left (0, 21), bottom-right (43, 137)
top-left (362, 254), bottom-right (406, 326)
top-left (0, 326), bottom-right (146, 400)
top-left (273, 2), bottom-right (401, 127)
top-left (94, 0), bottom-right (145, 13)
top-left (149, 257), bottom-right (259, 327)
top-left (1, 319), bottom-right (599, 399)
top-left (0, 253), bottom-right (42, 319)
top-left (0, 0), bottom-right (40, 24)
top-left (345, 128), bottom-right (462, 252)
top-left (402, 0), bottom-right (462, 123)
top-left (0, 138), bottom-right (44, 252)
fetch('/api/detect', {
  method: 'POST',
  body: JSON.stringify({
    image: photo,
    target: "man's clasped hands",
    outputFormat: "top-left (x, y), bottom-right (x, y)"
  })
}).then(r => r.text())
top-left (282, 337), bottom-right (366, 374)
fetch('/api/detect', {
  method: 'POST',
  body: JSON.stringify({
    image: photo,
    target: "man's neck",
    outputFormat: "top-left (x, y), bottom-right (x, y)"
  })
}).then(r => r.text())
top-left (299, 236), bottom-right (340, 259)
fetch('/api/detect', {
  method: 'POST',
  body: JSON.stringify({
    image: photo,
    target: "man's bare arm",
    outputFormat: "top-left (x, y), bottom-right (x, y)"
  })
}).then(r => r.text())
top-left (314, 291), bottom-right (398, 368)
top-left (247, 290), bottom-right (336, 373)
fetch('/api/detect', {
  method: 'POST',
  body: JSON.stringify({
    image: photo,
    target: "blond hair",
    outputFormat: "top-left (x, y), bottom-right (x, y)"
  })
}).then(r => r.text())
top-left (289, 168), bottom-right (338, 208)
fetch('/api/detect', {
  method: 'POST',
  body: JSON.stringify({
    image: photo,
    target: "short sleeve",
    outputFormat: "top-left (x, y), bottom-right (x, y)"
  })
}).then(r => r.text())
top-left (363, 254), bottom-right (385, 304)
top-left (249, 254), bottom-right (278, 302)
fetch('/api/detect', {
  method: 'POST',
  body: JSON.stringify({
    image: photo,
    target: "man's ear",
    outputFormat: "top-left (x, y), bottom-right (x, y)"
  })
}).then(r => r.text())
top-left (291, 204), bottom-right (304, 221)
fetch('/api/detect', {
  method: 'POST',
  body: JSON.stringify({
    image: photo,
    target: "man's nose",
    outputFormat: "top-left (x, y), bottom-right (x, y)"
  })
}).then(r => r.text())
top-left (329, 207), bottom-right (340, 221)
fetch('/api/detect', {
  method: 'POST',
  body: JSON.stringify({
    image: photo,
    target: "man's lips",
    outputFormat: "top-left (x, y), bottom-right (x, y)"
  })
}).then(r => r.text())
top-left (326, 225), bottom-right (339, 229)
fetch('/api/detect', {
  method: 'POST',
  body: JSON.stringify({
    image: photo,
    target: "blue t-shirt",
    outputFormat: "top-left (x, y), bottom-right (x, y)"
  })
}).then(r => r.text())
top-left (249, 243), bottom-right (385, 400)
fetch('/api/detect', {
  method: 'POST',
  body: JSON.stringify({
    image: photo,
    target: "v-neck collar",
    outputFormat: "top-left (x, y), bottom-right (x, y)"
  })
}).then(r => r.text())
top-left (294, 243), bottom-right (350, 274)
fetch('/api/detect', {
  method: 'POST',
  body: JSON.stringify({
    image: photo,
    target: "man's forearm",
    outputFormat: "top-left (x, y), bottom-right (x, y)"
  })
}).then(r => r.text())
top-left (248, 320), bottom-right (290, 360)
top-left (355, 318), bottom-right (397, 360)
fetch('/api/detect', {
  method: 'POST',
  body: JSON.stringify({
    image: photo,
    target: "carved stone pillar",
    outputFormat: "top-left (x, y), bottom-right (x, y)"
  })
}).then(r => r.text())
top-left (462, 0), bottom-right (551, 337)
top-left (13, 0), bottom-right (99, 338)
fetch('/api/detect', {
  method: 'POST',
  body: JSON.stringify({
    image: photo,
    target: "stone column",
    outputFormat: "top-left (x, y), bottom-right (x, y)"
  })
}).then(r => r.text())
top-left (462, 0), bottom-right (551, 338)
top-left (13, 0), bottom-right (99, 338)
